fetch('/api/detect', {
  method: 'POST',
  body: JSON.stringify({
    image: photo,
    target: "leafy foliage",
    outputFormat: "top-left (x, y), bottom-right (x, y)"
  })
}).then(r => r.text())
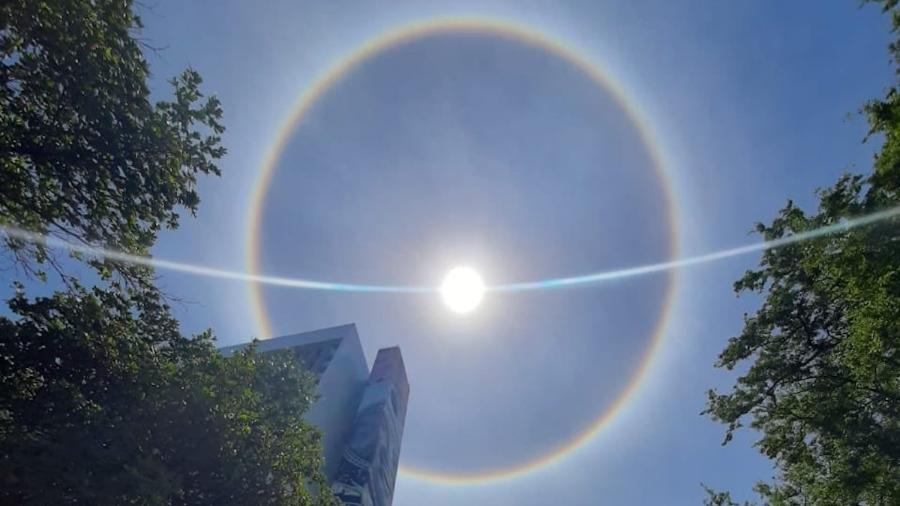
top-left (702, 486), bottom-right (755, 506)
top-left (0, 0), bottom-right (224, 282)
top-left (0, 285), bottom-right (336, 505)
top-left (703, 2), bottom-right (900, 504)
top-left (0, 1), bottom-right (335, 504)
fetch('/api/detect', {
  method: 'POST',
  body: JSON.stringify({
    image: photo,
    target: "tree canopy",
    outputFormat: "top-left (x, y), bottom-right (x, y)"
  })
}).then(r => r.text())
top-left (0, 0), bottom-right (224, 282)
top-left (0, 1), bottom-right (335, 504)
top-left (0, 284), bottom-right (335, 505)
top-left (704, 1), bottom-right (900, 504)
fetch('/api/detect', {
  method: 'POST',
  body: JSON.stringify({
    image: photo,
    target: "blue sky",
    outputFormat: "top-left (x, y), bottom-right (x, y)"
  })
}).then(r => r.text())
top-left (84, 1), bottom-right (894, 504)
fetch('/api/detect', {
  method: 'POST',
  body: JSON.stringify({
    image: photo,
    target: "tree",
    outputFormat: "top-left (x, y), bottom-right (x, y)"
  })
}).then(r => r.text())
top-left (0, 0), bottom-right (225, 283)
top-left (702, 486), bottom-right (754, 506)
top-left (0, 284), bottom-right (336, 505)
top-left (0, 1), bottom-right (335, 504)
top-left (703, 2), bottom-right (900, 504)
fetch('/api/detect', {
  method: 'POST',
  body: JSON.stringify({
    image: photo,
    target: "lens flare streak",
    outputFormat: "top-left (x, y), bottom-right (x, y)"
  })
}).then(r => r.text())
top-left (2, 206), bottom-right (898, 294)
top-left (0, 227), bottom-right (429, 292)
top-left (492, 206), bottom-right (900, 292)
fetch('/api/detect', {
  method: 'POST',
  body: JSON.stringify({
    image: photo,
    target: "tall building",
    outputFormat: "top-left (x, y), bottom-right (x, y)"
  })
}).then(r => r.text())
top-left (219, 324), bottom-right (409, 506)
top-left (331, 347), bottom-right (409, 506)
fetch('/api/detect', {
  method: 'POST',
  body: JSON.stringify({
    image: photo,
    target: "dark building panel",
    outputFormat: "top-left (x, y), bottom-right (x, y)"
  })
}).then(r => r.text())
top-left (332, 347), bottom-right (409, 506)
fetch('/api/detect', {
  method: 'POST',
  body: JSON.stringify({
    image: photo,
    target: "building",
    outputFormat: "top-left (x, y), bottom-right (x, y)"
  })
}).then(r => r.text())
top-left (219, 324), bottom-right (409, 506)
top-left (331, 346), bottom-right (409, 506)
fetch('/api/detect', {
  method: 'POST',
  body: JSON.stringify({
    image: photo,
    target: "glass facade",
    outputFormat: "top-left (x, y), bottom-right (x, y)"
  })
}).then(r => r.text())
top-left (332, 347), bottom-right (409, 506)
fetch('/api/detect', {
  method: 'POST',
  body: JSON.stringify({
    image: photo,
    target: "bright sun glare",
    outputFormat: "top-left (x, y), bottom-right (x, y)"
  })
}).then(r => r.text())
top-left (440, 266), bottom-right (485, 314)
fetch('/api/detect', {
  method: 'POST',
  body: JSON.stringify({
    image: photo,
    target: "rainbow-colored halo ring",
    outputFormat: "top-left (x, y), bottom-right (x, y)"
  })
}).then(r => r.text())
top-left (245, 17), bottom-right (680, 486)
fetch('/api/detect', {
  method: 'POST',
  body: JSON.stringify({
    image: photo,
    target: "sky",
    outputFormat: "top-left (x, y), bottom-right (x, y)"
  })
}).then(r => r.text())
top-left (33, 1), bottom-right (896, 504)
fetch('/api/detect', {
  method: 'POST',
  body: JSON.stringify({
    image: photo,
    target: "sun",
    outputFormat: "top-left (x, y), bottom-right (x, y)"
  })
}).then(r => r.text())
top-left (440, 266), bottom-right (486, 314)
